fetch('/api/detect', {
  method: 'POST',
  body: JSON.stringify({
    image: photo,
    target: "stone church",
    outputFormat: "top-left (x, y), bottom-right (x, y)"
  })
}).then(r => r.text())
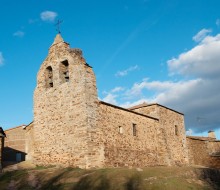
top-left (1, 34), bottom-right (220, 169)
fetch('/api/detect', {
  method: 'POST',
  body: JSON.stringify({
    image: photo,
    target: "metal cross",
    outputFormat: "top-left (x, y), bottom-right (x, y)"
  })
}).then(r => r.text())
top-left (55, 19), bottom-right (63, 34)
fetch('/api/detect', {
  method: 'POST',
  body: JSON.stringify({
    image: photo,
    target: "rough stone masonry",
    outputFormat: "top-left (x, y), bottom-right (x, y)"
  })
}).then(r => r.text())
top-left (29, 34), bottom-right (188, 168)
top-left (2, 34), bottom-right (219, 169)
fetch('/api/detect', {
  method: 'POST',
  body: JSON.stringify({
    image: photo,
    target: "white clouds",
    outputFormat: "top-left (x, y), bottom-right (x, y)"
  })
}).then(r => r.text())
top-left (108, 75), bottom-right (220, 132)
top-left (192, 28), bottom-right (212, 42)
top-left (102, 30), bottom-right (220, 133)
top-left (115, 65), bottom-right (139, 77)
top-left (154, 77), bottom-right (220, 132)
top-left (102, 93), bottom-right (118, 105)
top-left (28, 11), bottom-right (57, 25)
top-left (148, 31), bottom-right (220, 132)
top-left (128, 79), bottom-right (178, 97)
top-left (121, 78), bottom-right (202, 106)
top-left (0, 52), bottom-right (4, 65)
top-left (102, 86), bottom-right (124, 104)
top-left (13, 31), bottom-right (25, 38)
top-left (168, 33), bottom-right (220, 78)
top-left (186, 129), bottom-right (193, 136)
top-left (111, 87), bottom-right (124, 93)
top-left (40, 11), bottom-right (58, 22)
top-left (152, 32), bottom-right (220, 132)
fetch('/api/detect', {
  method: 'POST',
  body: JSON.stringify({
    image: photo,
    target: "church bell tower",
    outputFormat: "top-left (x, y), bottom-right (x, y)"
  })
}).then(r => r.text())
top-left (32, 34), bottom-right (102, 168)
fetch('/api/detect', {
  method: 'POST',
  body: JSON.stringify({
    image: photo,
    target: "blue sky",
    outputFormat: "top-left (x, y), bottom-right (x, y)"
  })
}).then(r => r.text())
top-left (1, 0), bottom-right (220, 138)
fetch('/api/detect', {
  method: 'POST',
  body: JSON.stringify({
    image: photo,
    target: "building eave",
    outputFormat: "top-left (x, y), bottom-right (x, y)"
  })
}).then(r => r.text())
top-left (129, 103), bottom-right (184, 115)
top-left (99, 101), bottom-right (159, 121)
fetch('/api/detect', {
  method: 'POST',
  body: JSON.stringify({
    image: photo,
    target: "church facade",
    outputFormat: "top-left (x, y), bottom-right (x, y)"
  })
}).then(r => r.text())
top-left (2, 34), bottom-right (219, 169)
top-left (30, 34), bottom-right (188, 168)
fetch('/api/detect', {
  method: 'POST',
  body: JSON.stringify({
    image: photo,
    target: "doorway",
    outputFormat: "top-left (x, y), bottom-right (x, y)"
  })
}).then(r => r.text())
top-left (16, 153), bottom-right (22, 162)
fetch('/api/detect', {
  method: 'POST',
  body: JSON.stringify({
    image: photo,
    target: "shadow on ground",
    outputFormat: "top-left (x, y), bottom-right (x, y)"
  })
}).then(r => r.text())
top-left (1, 167), bottom-right (220, 190)
top-left (197, 168), bottom-right (220, 189)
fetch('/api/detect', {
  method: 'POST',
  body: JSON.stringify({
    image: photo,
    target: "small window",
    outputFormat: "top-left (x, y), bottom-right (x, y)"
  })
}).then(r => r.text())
top-left (175, 125), bottom-right (179, 136)
top-left (133, 123), bottom-right (137, 136)
top-left (46, 66), bottom-right (53, 88)
top-left (119, 126), bottom-right (123, 134)
top-left (60, 60), bottom-right (69, 83)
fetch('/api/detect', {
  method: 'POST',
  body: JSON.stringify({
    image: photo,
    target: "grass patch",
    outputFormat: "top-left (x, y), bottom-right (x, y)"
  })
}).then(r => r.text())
top-left (0, 166), bottom-right (219, 190)
top-left (0, 170), bottom-right (28, 190)
top-left (35, 165), bottom-right (56, 170)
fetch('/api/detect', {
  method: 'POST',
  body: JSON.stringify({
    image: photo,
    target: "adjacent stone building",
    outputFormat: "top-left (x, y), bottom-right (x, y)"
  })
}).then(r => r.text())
top-left (187, 131), bottom-right (220, 168)
top-left (1, 34), bottom-right (219, 169)
top-left (3, 125), bottom-right (26, 162)
top-left (0, 127), bottom-right (6, 171)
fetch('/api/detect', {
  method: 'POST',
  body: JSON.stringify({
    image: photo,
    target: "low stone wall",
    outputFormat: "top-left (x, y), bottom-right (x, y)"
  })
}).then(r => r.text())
top-left (0, 137), bottom-right (3, 170)
top-left (208, 141), bottom-right (220, 155)
top-left (4, 126), bottom-right (26, 162)
top-left (208, 156), bottom-right (220, 168)
top-left (187, 137), bottom-right (220, 168)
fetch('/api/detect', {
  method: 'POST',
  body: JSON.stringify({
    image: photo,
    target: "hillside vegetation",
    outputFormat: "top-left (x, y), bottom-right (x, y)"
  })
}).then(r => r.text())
top-left (0, 163), bottom-right (220, 190)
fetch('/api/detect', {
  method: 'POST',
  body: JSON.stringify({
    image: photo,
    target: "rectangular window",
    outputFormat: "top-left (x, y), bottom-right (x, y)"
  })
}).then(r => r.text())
top-left (119, 126), bottom-right (123, 134)
top-left (133, 123), bottom-right (137, 136)
top-left (175, 125), bottom-right (179, 136)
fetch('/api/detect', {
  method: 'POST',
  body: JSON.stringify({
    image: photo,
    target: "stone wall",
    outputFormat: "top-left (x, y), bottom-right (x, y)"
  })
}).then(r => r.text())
top-left (208, 141), bottom-right (220, 155)
top-left (97, 102), bottom-right (171, 167)
top-left (27, 34), bottom-right (190, 168)
top-left (25, 122), bottom-right (34, 161)
top-left (129, 104), bottom-right (160, 119)
top-left (0, 137), bottom-right (4, 170)
top-left (32, 33), bottom-right (189, 168)
top-left (158, 106), bottom-right (188, 165)
top-left (187, 137), bottom-right (220, 168)
top-left (130, 104), bottom-right (188, 165)
top-left (3, 34), bottom-right (220, 169)
top-left (4, 126), bottom-right (26, 161)
top-left (33, 34), bottom-right (102, 168)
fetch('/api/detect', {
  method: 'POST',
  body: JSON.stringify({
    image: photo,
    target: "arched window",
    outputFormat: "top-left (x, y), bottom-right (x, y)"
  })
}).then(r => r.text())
top-left (60, 60), bottom-right (69, 83)
top-left (46, 66), bottom-right (53, 88)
